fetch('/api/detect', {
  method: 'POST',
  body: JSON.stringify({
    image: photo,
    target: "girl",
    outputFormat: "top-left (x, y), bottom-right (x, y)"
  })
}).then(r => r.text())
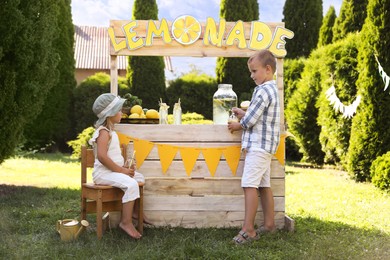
top-left (89, 93), bottom-right (144, 239)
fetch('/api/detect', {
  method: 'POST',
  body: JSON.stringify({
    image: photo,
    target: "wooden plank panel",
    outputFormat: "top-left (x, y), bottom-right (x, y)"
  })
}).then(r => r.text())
top-left (144, 177), bottom-right (285, 196)
top-left (110, 20), bottom-right (283, 39)
top-left (142, 211), bottom-right (285, 228)
top-left (117, 125), bottom-right (287, 143)
top-left (143, 195), bottom-right (285, 212)
top-left (138, 160), bottom-right (284, 178)
top-left (116, 124), bottom-right (242, 142)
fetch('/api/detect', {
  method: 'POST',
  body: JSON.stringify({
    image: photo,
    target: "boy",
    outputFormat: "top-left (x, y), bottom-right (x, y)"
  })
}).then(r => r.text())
top-left (228, 50), bottom-right (280, 245)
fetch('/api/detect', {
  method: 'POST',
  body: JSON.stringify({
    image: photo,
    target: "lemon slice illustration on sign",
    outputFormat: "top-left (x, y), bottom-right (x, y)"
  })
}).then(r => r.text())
top-left (172, 15), bottom-right (201, 45)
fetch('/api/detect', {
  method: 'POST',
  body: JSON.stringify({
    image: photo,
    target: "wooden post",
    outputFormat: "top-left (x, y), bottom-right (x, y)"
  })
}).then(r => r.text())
top-left (110, 55), bottom-right (118, 95)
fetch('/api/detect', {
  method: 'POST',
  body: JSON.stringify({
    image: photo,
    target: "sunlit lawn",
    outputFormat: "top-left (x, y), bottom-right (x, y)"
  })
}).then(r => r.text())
top-left (0, 154), bottom-right (389, 259)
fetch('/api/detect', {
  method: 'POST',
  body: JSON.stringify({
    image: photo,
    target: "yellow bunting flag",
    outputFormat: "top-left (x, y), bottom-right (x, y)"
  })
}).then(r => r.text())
top-left (202, 148), bottom-right (223, 177)
top-left (179, 147), bottom-right (201, 176)
top-left (222, 146), bottom-right (242, 176)
top-left (157, 144), bottom-right (178, 174)
top-left (133, 138), bottom-right (154, 168)
top-left (273, 132), bottom-right (291, 166)
top-left (117, 132), bottom-right (133, 145)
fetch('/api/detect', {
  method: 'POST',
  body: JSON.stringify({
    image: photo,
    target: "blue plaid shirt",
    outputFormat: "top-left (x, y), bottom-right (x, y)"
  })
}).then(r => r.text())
top-left (240, 80), bottom-right (280, 154)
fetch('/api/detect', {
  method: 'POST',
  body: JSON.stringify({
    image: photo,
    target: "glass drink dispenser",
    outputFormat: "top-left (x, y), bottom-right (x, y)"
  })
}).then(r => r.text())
top-left (213, 84), bottom-right (237, 124)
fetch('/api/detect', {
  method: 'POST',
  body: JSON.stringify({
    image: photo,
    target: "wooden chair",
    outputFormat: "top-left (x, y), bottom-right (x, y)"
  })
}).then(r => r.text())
top-left (81, 144), bottom-right (144, 239)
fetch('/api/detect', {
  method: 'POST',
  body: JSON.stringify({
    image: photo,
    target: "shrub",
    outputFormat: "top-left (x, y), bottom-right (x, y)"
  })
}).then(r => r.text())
top-left (167, 112), bottom-right (213, 125)
top-left (370, 152), bottom-right (390, 191)
top-left (166, 72), bottom-right (216, 120)
top-left (73, 73), bottom-right (130, 134)
top-left (67, 127), bottom-right (95, 159)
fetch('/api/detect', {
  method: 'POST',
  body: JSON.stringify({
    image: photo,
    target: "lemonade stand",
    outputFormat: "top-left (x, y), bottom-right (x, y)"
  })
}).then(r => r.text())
top-left (108, 16), bottom-right (294, 230)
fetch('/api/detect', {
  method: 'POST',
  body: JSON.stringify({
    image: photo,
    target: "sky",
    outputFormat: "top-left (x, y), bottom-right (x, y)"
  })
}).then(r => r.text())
top-left (71, 0), bottom-right (343, 79)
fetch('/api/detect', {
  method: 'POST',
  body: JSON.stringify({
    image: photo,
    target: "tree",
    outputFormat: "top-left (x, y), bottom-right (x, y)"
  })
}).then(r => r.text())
top-left (23, 0), bottom-right (76, 152)
top-left (318, 6), bottom-right (337, 47)
top-left (127, 0), bottom-right (166, 110)
top-left (347, 0), bottom-right (390, 181)
top-left (283, 0), bottom-right (323, 58)
top-left (317, 33), bottom-right (360, 166)
top-left (285, 55), bottom-right (324, 165)
top-left (215, 0), bottom-right (258, 102)
top-left (332, 0), bottom-right (368, 42)
top-left (0, 1), bottom-right (59, 162)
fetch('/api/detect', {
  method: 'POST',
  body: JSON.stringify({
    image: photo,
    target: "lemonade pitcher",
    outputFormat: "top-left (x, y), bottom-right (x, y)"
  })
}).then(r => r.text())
top-left (213, 84), bottom-right (237, 124)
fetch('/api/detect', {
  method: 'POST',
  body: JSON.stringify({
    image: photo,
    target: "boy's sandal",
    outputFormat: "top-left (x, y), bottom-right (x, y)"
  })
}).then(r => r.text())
top-left (257, 226), bottom-right (276, 234)
top-left (232, 230), bottom-right (260, 245)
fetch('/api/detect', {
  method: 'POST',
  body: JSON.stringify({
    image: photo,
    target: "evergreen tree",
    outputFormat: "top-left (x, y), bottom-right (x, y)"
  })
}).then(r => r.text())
top-left (23, 0), bottom-right (76, 152)
top-left (347, 0), bottom-right (390, 181)
top-left (283, 0), bottom-right (323, 58)
top-left (332, 0), bottom-right (368, 42)
top-left (318, 6), bottom-right (337, 47)
top-left (0, 0), bottom-right (59, 162)
top-left (317, 33), bottom-right (360, 166)
top-left (285, 55), bottom-right (325, 165)
top-left (127, 0), bottom-right (166, 109)
top-left (215, 0), bottom-right (258, 102)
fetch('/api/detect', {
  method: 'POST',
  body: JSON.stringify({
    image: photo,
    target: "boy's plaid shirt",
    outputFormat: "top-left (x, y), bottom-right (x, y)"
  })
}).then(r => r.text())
top-left (240, 80), bottom-right (280, 154)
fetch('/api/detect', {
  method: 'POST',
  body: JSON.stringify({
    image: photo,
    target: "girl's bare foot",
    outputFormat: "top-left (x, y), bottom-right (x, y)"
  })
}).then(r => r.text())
top-left (119, 222), bottom-right (142, 239)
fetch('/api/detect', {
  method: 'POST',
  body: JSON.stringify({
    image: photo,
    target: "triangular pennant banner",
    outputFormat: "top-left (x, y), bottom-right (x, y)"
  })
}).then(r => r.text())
top-left (117, 132), bottom-right (133, 145)
top-left (222, 146), bottom-right (241, 176)
top-left (202, 148), bottom-right (223, 177)
top-left (133, 138), bottom-right (154, 168)
top-left (274, 138), bottom-right (285, 166)
top-left (157, 144), bottom-right (178, 174)
top-left (274, 132), bottom-right (293, 166)
top-left (179, 147), bottom-right (201, 176)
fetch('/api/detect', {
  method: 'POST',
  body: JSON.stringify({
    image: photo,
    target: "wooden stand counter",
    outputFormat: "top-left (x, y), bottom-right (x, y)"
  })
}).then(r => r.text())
top-left (116, 124), bottom-right (288, 229)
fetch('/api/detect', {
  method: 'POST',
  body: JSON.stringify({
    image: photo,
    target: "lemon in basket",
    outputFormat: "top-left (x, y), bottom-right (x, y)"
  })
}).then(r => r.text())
top-left (129, 113), bottom-right (140, 118)
top-left (130, 105), bottom-right (143, 115)
top-left (146, 109), bottom-right (159, 119)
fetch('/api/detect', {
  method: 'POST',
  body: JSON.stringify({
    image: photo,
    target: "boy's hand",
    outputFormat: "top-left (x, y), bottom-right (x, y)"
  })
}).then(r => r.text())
top-left (228, 121), bottom-right (242, 133)
top-left (232, 107), bottom-right (245, 119)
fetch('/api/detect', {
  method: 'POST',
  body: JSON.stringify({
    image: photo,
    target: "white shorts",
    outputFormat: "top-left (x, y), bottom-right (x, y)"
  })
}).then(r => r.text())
top-left (241, 149), bottom-right (272, 188)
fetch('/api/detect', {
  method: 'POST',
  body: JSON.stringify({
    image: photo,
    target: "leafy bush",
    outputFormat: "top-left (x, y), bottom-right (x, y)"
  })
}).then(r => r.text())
top-left (370, 152), bottom-right (390, 191)
top-left (73, 73), bottom-right (130, 134)
top-left (166, 72), bottom-right (216, 120)
top-left (167, 112), bottom-right (213, 125)
top-left (67, 127), bottom-right (95, 159)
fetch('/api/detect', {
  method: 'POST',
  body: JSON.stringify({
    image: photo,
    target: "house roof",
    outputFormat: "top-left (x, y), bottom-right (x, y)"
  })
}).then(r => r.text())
top-left (74, 25), bottom-right (172, 71)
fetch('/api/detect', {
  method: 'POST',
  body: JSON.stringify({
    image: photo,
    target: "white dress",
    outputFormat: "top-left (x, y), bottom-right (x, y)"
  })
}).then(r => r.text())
top-left (89, 126), bottom-right (144, 203)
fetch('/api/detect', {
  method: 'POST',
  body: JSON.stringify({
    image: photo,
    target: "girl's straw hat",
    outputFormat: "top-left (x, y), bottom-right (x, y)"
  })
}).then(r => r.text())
top-left (92, 93), bottom-right (125, 127)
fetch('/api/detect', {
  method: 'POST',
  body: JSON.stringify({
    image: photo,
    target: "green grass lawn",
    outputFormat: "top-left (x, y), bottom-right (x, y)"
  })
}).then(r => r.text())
top-left (0, 155), bottom-right (389, 259)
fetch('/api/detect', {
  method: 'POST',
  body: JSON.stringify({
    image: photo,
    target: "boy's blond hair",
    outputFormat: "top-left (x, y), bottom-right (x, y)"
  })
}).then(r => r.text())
top-left (248, 50), bottom-right (276, 74)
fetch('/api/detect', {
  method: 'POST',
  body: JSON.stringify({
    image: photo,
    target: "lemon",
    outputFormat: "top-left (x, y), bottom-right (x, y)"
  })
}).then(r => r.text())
top-left (121, 113), bottom-right (128, 118)
top-left (172, 15), bottom-right (201, 45)
top-left (145, 109), bottom-right (159, 119)
top-left (130, 105), bottom-right (143, 115)
top-left (129, 113), bottom-right (140, 118)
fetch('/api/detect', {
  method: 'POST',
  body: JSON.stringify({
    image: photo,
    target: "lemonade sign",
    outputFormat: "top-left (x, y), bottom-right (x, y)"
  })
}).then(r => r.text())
top-left (109, 15), bottom-right (294, 58)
